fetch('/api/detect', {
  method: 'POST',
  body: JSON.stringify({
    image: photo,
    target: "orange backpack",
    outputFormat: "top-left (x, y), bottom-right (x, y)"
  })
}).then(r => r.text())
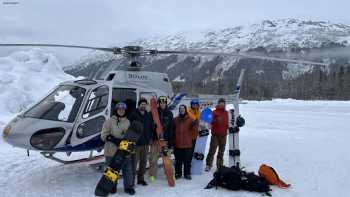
top-left (258, 164), bottom-right (291, 189)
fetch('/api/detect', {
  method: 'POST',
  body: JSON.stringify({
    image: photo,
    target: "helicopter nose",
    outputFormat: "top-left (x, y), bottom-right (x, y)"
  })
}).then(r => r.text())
top-left (3, 116), bottom-right (71, 151)
top-left (2, 117), bottom-right (33, 149)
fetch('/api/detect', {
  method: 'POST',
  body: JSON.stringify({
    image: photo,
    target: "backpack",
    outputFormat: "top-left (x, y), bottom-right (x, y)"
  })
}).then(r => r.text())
top-left (205, 166), bottom-right (242, 190)
top-left (258, 164), bottom-right (291, 189)
top-left (242, 172), bottom-right (271, 195)
top-left (205, 166), bottom-right (272, 196)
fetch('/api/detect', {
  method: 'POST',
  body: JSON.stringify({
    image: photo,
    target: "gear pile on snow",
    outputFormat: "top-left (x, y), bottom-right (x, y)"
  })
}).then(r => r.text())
top-left (205, 166), bottom-right (272, 196)
top-left (205, 164), bottom-right (291, 196)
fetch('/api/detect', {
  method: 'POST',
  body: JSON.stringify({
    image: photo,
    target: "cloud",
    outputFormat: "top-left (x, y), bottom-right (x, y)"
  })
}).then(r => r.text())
top-left (1, 0), bottom-right (350, 66)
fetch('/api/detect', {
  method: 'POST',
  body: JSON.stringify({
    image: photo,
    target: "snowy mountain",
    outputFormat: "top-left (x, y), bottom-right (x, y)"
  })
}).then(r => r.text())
top-left (132, 19), bottom-right (350, 51)
top-left (65, 19), bottom-right (350, 99)
top-left (0, 49), bottom-right (75, 126)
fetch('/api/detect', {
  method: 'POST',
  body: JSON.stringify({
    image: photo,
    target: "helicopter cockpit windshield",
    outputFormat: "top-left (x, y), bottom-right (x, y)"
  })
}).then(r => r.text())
top-left (24, 85), bottom-right (86, 122)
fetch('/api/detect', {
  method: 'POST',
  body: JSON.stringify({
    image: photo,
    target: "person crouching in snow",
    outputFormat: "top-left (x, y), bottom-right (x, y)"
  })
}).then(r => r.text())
top-left (174, 104), bottom-right (195, 180)
top-left (101, 102), bottom-right (135, 195)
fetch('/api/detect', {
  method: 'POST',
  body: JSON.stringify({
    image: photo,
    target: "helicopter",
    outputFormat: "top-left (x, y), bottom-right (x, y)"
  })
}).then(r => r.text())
top-left (0, 43), bottom-right (327, 164)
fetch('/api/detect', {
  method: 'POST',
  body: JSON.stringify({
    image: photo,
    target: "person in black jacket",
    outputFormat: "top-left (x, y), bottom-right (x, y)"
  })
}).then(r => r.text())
top-left (129, 98), bottom-right (154, 186)
top-left (148, 96), bottom-right (175, 182)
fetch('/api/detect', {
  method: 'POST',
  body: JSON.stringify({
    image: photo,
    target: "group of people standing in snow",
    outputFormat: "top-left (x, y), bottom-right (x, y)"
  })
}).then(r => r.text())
top-left (100, 96), bottom-right (229, 195)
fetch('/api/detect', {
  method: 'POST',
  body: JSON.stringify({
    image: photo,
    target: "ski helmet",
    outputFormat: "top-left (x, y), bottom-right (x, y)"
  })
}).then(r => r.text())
top-left (190, 99), bottom-right (200, 106)
top-left (236, 115), bottom-right (245, 127)
top-left (157, 96), bottom-right (168, 104)
top-left (115, 102), bottom-right (127, 110)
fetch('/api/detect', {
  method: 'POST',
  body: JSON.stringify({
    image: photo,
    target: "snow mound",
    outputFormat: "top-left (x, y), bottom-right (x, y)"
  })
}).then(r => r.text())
top-left (0, 49), bottom-right (75, 125)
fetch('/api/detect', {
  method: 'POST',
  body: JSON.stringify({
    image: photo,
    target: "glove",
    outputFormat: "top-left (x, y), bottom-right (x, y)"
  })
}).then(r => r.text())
top-left (167, 141), bottom-right (174, 150)
top-left (233, 126), bottom-right (240, 133)
top-left (229, 127), bottom-right (240, 134)
top-left (167, 148), bottom-right (174, 156)
top-left (106, 135), bottom-right (122, 145)
top-left (161, 146), bottom-right (173, 156)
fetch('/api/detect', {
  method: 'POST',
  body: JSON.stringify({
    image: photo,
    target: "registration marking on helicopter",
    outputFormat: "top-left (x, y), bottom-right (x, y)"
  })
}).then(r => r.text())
top-left (127, 73), bottom-right (149, 81)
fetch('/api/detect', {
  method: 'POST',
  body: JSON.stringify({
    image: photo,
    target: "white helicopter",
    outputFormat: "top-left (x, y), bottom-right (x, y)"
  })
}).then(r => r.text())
top-left (0, 43), bottom-right (327, 164)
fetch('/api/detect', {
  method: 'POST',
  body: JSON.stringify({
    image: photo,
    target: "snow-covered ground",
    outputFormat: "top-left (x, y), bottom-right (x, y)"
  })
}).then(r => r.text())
top-left (1, 100), bottom-right (350, 197)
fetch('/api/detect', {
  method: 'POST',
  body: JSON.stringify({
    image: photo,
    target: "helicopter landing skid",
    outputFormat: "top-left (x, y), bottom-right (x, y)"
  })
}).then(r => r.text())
top-left (40, 152), bottom-right (104, 165)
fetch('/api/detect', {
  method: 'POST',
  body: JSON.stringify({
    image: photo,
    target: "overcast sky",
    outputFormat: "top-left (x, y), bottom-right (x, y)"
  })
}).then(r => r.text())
top-left (1, 0), bottom-right (349, 66)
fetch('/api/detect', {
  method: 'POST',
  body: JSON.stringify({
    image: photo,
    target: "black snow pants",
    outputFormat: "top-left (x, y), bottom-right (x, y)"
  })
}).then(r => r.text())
top-left (174, 148), bottom-right (192, 176)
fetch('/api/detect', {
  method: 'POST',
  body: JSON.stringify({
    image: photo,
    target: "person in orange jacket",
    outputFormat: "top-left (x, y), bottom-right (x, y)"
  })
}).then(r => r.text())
top-left (174, 104), bottom-right (195, 180)
top-left (187, 99), bottom-right (200, 158)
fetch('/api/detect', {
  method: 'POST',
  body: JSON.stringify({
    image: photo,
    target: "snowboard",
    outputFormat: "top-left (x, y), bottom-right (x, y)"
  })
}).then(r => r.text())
top-left (191, 107), bottom-right (212, 175)
top-left (94, 121), bottom-right (143, 197)
top-left (150, 97), bottom-right (175, 187)
top-left (229, 69), bottom-right (245, 167)
top-left (191, 110), bottom-right (211, 175)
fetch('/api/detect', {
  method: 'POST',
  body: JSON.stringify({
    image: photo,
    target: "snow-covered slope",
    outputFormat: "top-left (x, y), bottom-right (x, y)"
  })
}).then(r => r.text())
top-left (66, 19), bottom-right (350, 89)
top-left (0, 49), bottom-right (75, 126)
top-left (1, 100), bottom-right (349, 197)
top-left (132, 19), bottom-right (350, 51)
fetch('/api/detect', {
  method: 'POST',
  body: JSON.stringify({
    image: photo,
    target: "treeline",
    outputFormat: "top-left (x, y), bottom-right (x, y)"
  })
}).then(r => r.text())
top-left (172, 66), bottom-right (350, 100)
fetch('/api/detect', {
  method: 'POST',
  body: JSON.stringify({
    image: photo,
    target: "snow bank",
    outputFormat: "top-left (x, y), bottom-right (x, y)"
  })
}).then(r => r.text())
top-left (0, 49), bottom-right (75, 126)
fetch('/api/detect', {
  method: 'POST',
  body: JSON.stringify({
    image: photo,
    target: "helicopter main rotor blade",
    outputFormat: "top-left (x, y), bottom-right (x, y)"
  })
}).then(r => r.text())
top-left (0, 43), bottom-right (331, 66)
top-left (0, 43), bottom-right (122, 54)
top-left (156, 50), bottom-right (328, 66)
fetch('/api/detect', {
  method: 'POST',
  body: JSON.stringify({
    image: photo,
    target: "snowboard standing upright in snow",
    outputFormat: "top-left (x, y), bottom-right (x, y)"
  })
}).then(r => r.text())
top-left (95, 121), bottom-right (143, 197)
top-left (191, 107), bottom-right (212, 175)
top-left (150, 97), bottom-right (175, 187)
top-left (229, 69), bottom-right (245, 167)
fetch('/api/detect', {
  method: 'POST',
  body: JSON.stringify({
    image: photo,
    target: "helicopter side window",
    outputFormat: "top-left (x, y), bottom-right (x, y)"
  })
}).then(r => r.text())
top-left (24, 85), bottom-right (85, 122)
top-left (76, 116), bottom-right (106, 138)
top-left (82, 85), bottom-right (109, 119)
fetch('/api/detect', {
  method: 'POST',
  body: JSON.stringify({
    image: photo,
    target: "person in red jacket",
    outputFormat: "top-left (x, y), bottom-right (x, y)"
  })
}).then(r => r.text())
top-left (173, 104), bottom-right (195, 180)
top-left (205, 98), bottom-right (228, 171)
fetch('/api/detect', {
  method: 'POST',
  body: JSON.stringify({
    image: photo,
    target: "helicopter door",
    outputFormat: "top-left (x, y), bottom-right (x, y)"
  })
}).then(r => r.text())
top-left (111, 88), bottom-right (137, 118)
top-left (70, 85), bottom-right (111, 146)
